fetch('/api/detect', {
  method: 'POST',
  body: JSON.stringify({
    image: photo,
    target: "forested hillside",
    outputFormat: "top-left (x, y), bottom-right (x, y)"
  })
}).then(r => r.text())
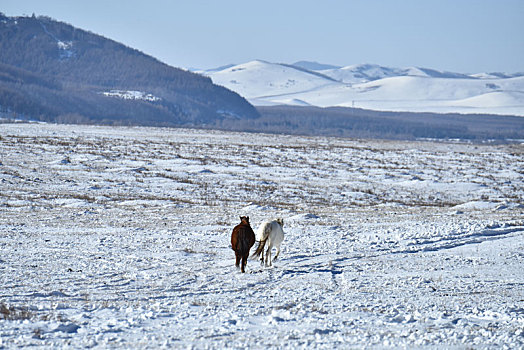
top-left (0, 13), bottom-right (259, 125)
top-left (224, 105), bottom-right (524, 141)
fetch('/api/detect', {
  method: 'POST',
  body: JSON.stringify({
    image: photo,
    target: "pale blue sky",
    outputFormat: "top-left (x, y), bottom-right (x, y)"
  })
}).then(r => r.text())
top-left (3, 0), bottom-right (523, 73)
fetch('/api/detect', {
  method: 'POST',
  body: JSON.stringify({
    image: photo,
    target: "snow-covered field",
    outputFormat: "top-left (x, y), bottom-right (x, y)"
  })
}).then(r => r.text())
top-left (1, 123), bottom-right (523, 348)
top-left (205, 60), bottom-right (524, 116)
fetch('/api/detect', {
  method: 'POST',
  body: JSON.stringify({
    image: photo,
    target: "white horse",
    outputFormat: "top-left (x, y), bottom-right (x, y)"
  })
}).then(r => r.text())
top-left (251, 218), bottom-right (285, 266)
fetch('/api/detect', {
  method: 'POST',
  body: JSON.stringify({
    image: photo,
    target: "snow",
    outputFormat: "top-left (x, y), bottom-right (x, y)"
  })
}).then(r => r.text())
top-left (319, 63), bottom-right (409, 83)
top-left (205, 61), bottom-right (524, 116)
top-left (210, 60), bottom-right (334, 99)
top-left (101, 90), bottom-right (161, 102)
top-left (0, 123), bottom-right (523, 348)
top-left (448, 91), bottom-right (524, 108)
top-left (56, 41), bottom-right (74, 59)
top-left (57, 41), bottom-right (72, 50)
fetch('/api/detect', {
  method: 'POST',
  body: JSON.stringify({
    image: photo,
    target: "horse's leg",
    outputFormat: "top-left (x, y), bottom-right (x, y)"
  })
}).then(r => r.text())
top-left (259, 240), bottom-right (266, 264)
top-left (241, 254), bottom-right (247, 273)
top-left (266, 245), bottom-right (272, 266)
top-left (235, 252), bottom-right (241, 268)
top-left (274, 244), bottom-right (281, 261)
top-left (260, 247), bottom-right (265, 265)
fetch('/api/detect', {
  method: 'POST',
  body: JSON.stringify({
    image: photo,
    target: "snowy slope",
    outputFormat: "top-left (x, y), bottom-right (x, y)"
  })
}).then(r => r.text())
top-left (209, 60), bottom-right (334, 104)
top-left (320, 63), bottom-right (410, 83)
top-left (318, 64), bottom-right (473, 83)
top-left (205, 61), bottom-right (524, 116)
top-left (1, 123), bottom-right (523, 348)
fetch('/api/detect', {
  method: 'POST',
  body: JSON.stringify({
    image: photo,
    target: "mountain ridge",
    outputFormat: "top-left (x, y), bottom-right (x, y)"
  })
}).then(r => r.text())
top-left (205, 60), bottom-right (524, 116)
top-left (0, 13), bottom-right (259, 125)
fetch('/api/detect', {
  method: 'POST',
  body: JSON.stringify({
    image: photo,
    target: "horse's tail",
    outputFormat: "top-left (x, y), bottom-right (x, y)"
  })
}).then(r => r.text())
top-left (251, 222), bottom-right (271, 258)
top-left (252, 238), bottom-right (266, 259)
top-left (236, 226), bottom-right (254, 255)
top-left (237, 230), bottom-right (247, 254)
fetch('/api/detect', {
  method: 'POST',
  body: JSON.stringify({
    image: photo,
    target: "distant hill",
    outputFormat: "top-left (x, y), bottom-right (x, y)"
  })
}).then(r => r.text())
top-left (292, 61), bottom-right (342, 71)
top-left (1, 14), bottom-right (522, 141)
top-left (0, 13), bottom-right (259, 125)
top-left (204, 60), bottom-right (524, 117)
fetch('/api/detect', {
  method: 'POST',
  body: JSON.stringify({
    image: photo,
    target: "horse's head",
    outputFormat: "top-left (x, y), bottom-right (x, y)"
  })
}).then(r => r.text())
top-left (276, 218), bottom-right (284, 227)
top-left (239, 216), bottom-right (250, 225)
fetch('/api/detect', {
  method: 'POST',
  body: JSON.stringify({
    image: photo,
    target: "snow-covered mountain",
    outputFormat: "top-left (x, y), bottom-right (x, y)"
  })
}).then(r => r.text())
top-left (204, 60), bottom-right (524, 116)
